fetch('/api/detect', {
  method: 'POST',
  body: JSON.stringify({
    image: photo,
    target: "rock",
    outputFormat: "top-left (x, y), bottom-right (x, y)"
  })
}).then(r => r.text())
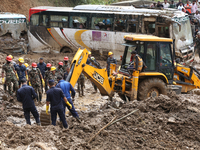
top-left (168, 117), bottom-right (175, 123)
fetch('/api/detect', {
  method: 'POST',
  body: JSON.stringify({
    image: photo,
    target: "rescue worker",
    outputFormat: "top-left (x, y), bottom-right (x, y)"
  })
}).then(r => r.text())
top-left (63, 66), bottom-right (70, 80)
top-left (56, 76), bottom-right (81, 123)
top-left (195, 31), bottom-right (200, 60)
top-left (49, 66), bottom-right (58, 85)
top-left (28, 63), bottom-right (45, 102)
top-left (86, 51), bottom-right (98, 93)
top-left (17, 78), bottom-right (41, 125)
top-left (77, 73), bottom-right (85, 97)
top-left (63, 57), bottom-right (69, 71)
top-left (2, 56), bottom-right (19, 95)
top-left (56, 62), bottom-right (64, 77)
top-left (37, 58), bottom-right (46, 93)
top-left (106, 51), bottom-right (117, 77)
top-left (128, 51), bottom-right (144, 73)
top-left (24, 63), bottom-right (30, 73)
top-left (15, 57), bottom-right (27, 88)
top-left (46, 79), bottom-right (72, 128)
top-left (44, 63), bottom-right (52, 92)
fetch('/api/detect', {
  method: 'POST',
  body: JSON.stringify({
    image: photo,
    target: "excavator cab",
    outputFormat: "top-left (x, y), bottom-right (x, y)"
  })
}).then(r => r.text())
top-left (120, 35), bottom-right (175, 83)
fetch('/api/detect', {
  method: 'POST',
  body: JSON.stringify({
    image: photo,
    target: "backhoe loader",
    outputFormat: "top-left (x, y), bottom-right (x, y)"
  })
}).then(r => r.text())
top-left (40, 34), bottom-right (200, 125)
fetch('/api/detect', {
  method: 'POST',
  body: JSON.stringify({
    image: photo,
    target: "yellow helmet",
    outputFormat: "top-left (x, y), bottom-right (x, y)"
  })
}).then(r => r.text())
top-left (24, 63), bottom-right (29, 68)
top-left (18, 57), bottom-right (24, 63)
top-left (88, 51), bottom-right (91, 55)
top-left (8, 55), bottom-right (13, 59)
top-left (108, 51), bottom-right (113, 56)
top-left (51, 66), bottom-right (56, 71)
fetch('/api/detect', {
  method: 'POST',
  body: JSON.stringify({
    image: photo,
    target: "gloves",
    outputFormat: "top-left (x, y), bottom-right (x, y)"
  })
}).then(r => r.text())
top-left (29, 81), bottom-right (32, 86)
top-left (2, 78), bottom-right (5, 84)
top-left (16, 73), bottom-right (19, 81)
top-left (66, 101), bottom-right (72, 109)
top-left (42, 79), bottom-right (45, 87)
top-left (46, 105), bottom-right (49, 115)
top-left (26, 75), bottom-right (28, 80)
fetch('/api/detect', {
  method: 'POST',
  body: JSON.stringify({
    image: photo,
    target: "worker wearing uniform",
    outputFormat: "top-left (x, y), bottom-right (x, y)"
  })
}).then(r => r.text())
top-left (2, 56), bottom-right (19, 95)
top-left (195, 31), bottom-right (200, 60)
top-left (15, 57), bottom-right (27, 88)
top-left (46, 79), bottom-right (72, 128)
top-left (17, 78), bottom-right (40, 125)
top-left (49, 66), bottom-right (58, 85)
top-left (128, 51), bottom-right (144, 73)
top-left (63, 57), bottom-right (69, 72)
top-left (63, 66), bottom-right (70, 80)
top-left (77, 73), bottom-right (85, 97)
top-left (56, 62), bottom-right (64, 77)
top-left (28, 63), bottom-right (45, 102)
top-left (44, 63), bottom-right (52, 92)
top-left (37, 58), bottom-right (46, 93)
top-left (24, 63), bottom-right (30, 73)
top-left (56, 76), bottom-right (81, 123)
top-left (107, 51), bottom-right (117, 77)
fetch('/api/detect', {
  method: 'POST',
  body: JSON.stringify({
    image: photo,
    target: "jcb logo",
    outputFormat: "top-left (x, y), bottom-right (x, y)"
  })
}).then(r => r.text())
top-left (93, 71), bottom-right (104, 84)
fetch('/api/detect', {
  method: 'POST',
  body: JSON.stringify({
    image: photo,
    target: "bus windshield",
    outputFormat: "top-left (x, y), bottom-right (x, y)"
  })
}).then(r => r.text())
top-left (173, 17), bottom-right (193, 49)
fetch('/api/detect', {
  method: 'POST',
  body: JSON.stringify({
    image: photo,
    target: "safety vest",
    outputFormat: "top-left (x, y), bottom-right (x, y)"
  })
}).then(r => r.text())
top-left (133, 55), bottom-right (143, 71)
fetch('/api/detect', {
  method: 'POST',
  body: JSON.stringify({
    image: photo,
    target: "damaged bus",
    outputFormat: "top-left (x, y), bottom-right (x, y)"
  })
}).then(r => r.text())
top-left (28, 5), bottom-right (194, 63)
top-left (0, 12), bottom-right (28, 53)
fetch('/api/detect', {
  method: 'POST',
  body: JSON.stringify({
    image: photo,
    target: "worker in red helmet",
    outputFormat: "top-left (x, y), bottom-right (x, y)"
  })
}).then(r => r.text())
top-left (63, 56), bottom-right (69, 72)
top-left (2, 56), bottom-right (19, 95)
top-left (44, 63), bottom-right (52, 92)
top-left (56, 62), bottom-right (64, 77)
top-left (28, 62), bottom-right (45, 102)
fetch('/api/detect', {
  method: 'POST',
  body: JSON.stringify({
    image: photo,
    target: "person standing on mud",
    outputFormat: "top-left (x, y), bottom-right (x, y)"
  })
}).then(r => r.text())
top-left (56, 62), bottom-right (64, 77)
top-left (44, 63), bottom-right (52, 92)
top-left (28, 63), bottom-right (45, 102)
top-left (37, 58), bottom-right (46, 93)
top-left (77, 73), bottom-right (85, 97)
top-left (49, 66), bottom-right (58, 85)
top-left (15, 57), bottom-right (27, 88)
top-left (46, 79), bottom-right (72, 128)
top-left (106, 51), bottom-right (117, 77)
top-left (56, 76), bottom-right (81, 123)
top-left (2, 56), bottom-right (19, 96)
top-left (17, 78), bottom-right (41, 125)
top-left (195, 31), bottom-right (200, 61)
top-left (63, 57), bottom-right (70, 72)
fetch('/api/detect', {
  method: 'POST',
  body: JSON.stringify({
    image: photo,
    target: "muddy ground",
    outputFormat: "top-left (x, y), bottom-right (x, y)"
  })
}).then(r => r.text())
top-left (0, 52), bottom-right (200, 149)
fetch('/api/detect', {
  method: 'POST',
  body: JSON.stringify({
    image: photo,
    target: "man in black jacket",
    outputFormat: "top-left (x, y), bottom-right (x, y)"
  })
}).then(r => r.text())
top-left (17, 78), bottom-right (40, 125)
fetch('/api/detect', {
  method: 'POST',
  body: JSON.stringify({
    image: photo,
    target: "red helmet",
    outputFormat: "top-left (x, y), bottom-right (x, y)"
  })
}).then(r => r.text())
top-left (6, 56), bottom-right (12, 62)
top-left (46, 63), bottom-right (52, 68)
top-left (32, 63), bottom-right (37, 68)
top-left (58, 62), bottom-right (63, 66)
top-left (64, 57), bottom-right (69, 61)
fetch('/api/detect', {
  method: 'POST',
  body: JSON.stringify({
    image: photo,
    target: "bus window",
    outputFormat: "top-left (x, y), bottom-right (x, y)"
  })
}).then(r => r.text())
top-left (50, 15), bottom-right (68, 28)
top-left (127, 15), bottom-right (138, 33)
top-left (30, 14), bottom-right (39, 26)
top-left (39, 15), bottom-right (48, 26)
top-left (144, 22), bottom-right (155, 34)
top-left (157, 26), bottom-right (169, 38)
top-left (69, 16), bottom-right (87, 29)
top-left (145, 43), bottom-right (157, 71)
top-left (91, 17), bottom-right (113, 31)
top-left (114, 15), bottom-right (126, 32)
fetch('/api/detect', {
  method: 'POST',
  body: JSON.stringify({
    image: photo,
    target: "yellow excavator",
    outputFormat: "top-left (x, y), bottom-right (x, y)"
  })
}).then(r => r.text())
top-left (40, 34), bottom-right (200, 125)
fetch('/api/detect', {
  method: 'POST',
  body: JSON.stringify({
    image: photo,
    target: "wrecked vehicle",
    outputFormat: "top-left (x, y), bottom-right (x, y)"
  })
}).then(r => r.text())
top-left (0, 12), bottom-right (28, 54)
top-left (28, 5), bottom-right (194, 64)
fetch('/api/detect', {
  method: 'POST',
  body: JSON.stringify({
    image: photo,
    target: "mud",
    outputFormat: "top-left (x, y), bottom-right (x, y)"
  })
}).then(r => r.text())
top-left (1, 52), bottom-right (200, 149)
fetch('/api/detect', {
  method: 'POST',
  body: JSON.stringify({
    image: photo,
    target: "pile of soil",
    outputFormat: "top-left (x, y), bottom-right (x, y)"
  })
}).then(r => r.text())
top-left (0, 92), bottom-right (199, 149)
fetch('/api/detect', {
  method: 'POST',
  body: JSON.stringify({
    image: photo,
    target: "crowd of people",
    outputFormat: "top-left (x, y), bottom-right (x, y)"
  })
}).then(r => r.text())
top-left (1, 51), bottom-right (118, 128)
top-left (150, 0), bottom-right (200, 15)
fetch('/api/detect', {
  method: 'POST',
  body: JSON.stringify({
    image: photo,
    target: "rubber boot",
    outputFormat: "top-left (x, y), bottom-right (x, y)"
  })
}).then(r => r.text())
top-left (3, 84), bottom-right (6, 91)
top-left (76, 117), bottom-right (81, 123)
top-left (39, 94), bottom-right (42, 103)
top-left (81, 88), bottom-right (84, 96)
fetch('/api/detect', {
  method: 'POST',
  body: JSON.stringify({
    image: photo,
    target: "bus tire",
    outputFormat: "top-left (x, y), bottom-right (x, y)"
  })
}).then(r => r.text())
top-left (61, 47), bottom-right (72, 53)
top-left (138, 78), bottom-right (167, 100)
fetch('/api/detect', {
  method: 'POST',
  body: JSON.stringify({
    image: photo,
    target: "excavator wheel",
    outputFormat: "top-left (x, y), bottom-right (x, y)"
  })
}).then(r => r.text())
top-left (40, 110), bottom-right (51, 126)
top-left (138, 78), bottom-right (167, 100)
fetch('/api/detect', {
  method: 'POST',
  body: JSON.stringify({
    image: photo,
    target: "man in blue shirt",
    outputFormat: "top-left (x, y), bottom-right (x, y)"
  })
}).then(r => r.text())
top-left (107, 51), bottom-right (117, 77)
top-left (15, 57), bottom-right (27, 88)
top-left (46, 80), bottom-right (72, 128)
top-left (17, 78), bottom-right (40, 125)
top-left (37, 58), bottom-right (46, 93)
top-left (56, 76), bottom-right (81, 123)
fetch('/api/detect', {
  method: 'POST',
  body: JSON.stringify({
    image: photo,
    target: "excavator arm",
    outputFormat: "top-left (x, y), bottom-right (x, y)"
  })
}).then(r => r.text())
top-left (66, 48), bottom-right (114, 97)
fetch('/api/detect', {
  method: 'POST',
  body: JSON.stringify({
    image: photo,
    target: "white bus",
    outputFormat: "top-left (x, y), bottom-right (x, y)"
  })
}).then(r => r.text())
top-left (28, 5), bottom-right (194, 63)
